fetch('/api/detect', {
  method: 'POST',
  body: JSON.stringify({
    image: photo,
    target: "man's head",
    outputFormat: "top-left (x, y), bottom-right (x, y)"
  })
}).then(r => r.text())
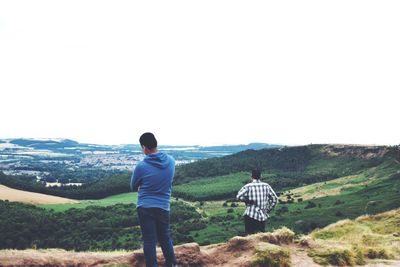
top-left (251, 169), bottom-right (261, 180)
top-left (139, 132), bottom-right (158, 152)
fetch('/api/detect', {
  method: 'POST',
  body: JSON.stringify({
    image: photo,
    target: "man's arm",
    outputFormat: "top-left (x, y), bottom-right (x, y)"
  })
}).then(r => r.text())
top-left (130, 166), bottom-right (142, 192)
top-left (237, 185), bottom-right (254, 205)
top-left (236, 185), bottom-right (248, 201)
top-left (267, 185), bottom-right (278, 211)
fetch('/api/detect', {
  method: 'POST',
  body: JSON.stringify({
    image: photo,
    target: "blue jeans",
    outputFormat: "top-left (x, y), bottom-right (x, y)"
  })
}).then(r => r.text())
top-left (137, 207), bottom-right (177, 267)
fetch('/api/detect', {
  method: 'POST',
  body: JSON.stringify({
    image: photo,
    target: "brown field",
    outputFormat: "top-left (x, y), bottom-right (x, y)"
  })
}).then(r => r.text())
top-left (0, 184), bottom-right (79, 204)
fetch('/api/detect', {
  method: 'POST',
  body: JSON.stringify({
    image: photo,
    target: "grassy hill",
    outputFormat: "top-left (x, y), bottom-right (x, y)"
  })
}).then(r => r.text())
top-left (173, 144), bottom-right (399, 200)
top-left (170, 144), bottom-right (400, 245)
top-left (174, 144), bottom-right (397, 183)
top-left (1, 144), bottom-right (399, 252)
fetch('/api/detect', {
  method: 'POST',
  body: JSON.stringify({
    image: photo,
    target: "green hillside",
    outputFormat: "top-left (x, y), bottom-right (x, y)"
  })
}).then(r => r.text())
top-left (174, 144), bottom-right (400, 199)
top-left (1, 144), bottom-right (399, 251)
top-left (40, 192), bottom-right (138, 212)
top-left (171, 144), bottom-right (400, 245)
top-left (174, 144), bottom-right (388, 182)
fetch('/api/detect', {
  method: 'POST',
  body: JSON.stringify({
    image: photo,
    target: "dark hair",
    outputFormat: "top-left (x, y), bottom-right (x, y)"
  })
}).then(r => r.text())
top-left (252, 169), bottom-right (261, 180)
top-left (139, 132), bottom-right (158, 150)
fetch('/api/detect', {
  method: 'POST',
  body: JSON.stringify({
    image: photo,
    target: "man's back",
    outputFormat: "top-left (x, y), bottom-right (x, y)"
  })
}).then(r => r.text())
top-left (131, 151), bottom-right (175, 211)
top-left (131, 132), bottom-right (177, 267)
top-left (237, 180), bottom-right (278, 221)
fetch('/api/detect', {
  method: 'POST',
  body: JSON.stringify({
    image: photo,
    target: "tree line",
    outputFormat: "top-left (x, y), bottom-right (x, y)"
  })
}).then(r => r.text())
top-left (0, 200), bottom-right (204, 251)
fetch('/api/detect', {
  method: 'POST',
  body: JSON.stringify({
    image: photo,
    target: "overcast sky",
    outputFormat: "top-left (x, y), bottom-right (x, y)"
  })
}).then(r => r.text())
top-left (0, 1), bottom-right (399, 146)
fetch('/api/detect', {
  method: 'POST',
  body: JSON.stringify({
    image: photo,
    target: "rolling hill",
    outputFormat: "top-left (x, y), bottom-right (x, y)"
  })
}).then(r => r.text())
top-left (0, 143), bottom-right (399, 255)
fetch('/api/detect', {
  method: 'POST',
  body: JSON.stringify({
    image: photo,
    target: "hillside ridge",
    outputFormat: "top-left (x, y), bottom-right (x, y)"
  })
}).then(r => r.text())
top-left (1, 209), bottom-right (399, 267)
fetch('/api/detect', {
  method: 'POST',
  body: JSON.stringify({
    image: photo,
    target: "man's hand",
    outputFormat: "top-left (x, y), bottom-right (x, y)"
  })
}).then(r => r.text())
top-left (244, 199), bottom-right (255, 206)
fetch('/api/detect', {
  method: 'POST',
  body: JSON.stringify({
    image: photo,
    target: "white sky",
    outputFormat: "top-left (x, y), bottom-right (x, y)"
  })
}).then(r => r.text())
top-left (0, 1), bottom-right (399, 146)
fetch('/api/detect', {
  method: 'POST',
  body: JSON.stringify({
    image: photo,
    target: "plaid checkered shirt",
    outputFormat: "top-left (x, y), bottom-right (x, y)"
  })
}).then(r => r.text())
top-left (236, 180), bottom-right (278, 221)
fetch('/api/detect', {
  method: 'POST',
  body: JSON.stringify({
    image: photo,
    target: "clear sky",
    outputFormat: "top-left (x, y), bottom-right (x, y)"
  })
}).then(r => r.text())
top-left (0, 1), bottom-right (399, 146)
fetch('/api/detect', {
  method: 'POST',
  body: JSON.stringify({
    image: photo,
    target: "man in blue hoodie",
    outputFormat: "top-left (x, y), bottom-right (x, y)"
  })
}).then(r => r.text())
top-left (130, 132), bottom-right (177, 267)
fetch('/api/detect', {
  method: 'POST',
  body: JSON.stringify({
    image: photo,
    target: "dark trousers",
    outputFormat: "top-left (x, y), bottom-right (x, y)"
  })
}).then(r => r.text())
top-left (137, 207), bottom-right (177, 267)
top-left (244, 215), bottom-right (265, 235)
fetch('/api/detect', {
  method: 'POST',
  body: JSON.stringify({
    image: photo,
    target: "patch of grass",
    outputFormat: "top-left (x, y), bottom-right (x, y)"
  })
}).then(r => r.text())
top-left (190, 216), bottom-right (245, 245)
top-left (173, 172), bottom-right (250, 201)
top-left (308, 248), bottom-right (361, 266)
top-left (311, 209), bottom-right (400, 249)
top-left (363, 247), bottom-right (393, 259)
top-left (308, 209), bottom-right (400, 265)
top-left (40, 192), bottom-right (138, 212)
top-left (255, 227), bottom-right (295, 246)
top-left (251, 243), bottom-right (291, 267)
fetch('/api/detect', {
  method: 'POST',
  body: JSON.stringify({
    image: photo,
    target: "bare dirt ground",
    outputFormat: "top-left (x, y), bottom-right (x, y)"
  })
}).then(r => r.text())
top-left (0, 184), bottom-right (79, 204)
top-left (1, 237), bottom-right (399, 267)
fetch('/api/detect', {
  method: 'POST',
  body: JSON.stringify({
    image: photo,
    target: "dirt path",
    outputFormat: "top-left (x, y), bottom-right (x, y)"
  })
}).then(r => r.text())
top-left (289, 245), bottom-right (321, 267)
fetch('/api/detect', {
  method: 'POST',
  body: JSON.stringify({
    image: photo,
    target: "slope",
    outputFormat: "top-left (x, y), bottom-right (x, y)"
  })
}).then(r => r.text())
top-left (1, 209), bottom-right (399, 267)
top-left (0, 184), bottom-right (78, 205)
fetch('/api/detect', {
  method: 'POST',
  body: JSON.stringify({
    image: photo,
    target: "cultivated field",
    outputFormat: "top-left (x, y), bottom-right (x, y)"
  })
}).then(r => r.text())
top-left (0, 184), bottom-right (79, 205)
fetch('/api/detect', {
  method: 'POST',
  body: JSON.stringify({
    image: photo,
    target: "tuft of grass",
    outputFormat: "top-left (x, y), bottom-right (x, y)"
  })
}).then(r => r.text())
top-left (272, 227), bottom-right (295, 244)
top-left (363, 247), bottom-right (393, 259)
top-left (257, 227), bottom-right (295, 245)
top-left (308, 248), bottom-right (362, 266)
top-left (251, 243), bottom-right (291, 267)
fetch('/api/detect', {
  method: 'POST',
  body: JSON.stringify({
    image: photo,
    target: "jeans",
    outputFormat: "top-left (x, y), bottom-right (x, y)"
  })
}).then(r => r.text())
top-left (244, 215), bottom-right (265, 235)
top-left (137, 207), bottom-right (177, 267)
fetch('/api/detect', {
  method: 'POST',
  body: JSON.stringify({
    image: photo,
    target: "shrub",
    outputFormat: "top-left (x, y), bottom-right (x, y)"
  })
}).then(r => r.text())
top-left (335, 211), bottom-right (343, 217)
top-left (276, 206), bottom-right (289, 215)
top-left (305, 201), bottom-right (317, 209)
top-left (389, 173), bottom-right (400, 180)
top-left (334, 200), bottom-right (344, 205)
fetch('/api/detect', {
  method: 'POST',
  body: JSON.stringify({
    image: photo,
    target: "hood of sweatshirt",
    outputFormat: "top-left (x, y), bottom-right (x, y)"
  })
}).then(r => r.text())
top-left (143, 151), bottom-right (171, 169)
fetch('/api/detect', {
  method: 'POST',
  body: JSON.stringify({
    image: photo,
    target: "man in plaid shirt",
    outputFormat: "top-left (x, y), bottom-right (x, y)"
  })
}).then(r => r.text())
top-left (236, 169), bottom-right (278, 235)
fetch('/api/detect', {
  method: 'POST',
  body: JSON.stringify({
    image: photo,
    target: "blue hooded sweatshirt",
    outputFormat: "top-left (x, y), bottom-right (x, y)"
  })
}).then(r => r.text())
top-left (130, 151), bottom-right (175, 211)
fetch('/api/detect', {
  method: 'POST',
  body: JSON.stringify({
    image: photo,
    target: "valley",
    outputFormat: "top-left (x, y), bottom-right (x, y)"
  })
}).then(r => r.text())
top-left (0, 142), bottom-right (399, 266)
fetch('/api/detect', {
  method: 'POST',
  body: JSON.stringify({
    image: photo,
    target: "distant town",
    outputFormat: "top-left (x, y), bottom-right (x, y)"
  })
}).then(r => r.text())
top-left (0, 138), bottom-right (278, 185)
